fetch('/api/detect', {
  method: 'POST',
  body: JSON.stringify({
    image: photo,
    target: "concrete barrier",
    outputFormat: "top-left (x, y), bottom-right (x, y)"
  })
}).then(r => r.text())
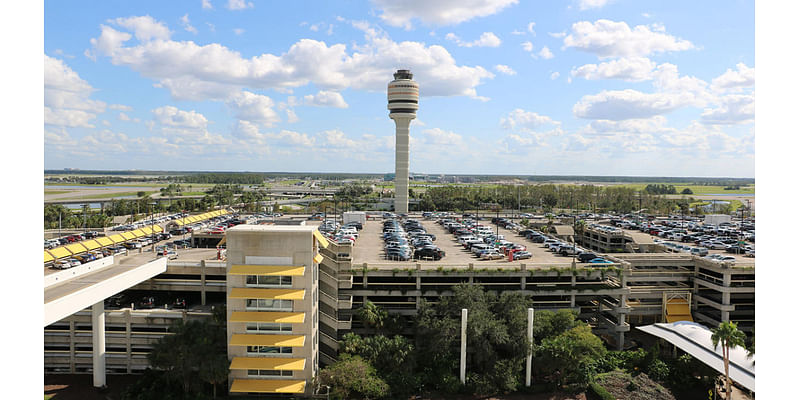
top-left (45, 256), bottom-right (115, 289)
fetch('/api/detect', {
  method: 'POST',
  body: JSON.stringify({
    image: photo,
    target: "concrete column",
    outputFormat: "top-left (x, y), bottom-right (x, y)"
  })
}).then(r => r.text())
top-left (92, 301), bottom-right (106, 388)
top-left (526, 308), bottom-right (534, 387)
top-left (200, 260), bottom-right (207, 306)
top-left (460, 308), bottom-right (468, 384)
top-left (69, 320), bottom-right (76, 373)
top-left (125, 309), bottom-right (132, 374)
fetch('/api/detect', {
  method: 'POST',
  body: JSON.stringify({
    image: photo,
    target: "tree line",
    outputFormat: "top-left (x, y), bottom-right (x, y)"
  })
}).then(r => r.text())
top-left (317, 284), bottom-right (732, 399)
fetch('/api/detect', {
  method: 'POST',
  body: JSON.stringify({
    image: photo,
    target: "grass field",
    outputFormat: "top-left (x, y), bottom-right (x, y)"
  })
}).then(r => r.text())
top-left (615, 183), bottom-right (755, 195)
top-left (64, 190), bottom-right (160, 200)
top-left (44, 190), bottom-right (70, 195)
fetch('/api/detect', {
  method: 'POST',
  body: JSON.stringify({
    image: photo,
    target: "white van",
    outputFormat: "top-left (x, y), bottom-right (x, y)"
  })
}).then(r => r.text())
top-left (691, 247), bottom-right (708, 256)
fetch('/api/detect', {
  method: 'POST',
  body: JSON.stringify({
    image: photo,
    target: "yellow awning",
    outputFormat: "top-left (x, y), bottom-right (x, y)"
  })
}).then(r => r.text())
top-left (230, 379), bottom-right (305, 394)
top-left (49, 247), bottom-right (72, 259)
top-left (174, 219), bottom-right (186, 226)
top-left (81, 240), bottom-right (101, 250)
top-left (229, 334), bottom-right (305, 347)
top-left (140, 226), bottom-right (154, 235)
top-left (229, 288), bottom-right (305, 300)
top-left (121, 232), bottom-right (136, 240)
top-left (131, 229), bottom-right (146, 238)
top-left (230, 357), bottom-right (305, 371)
top-left (229, 265), bottom-right (305, 276)
top-left (312, 229), bottom-right (329, 249)
top-left (65, 243), bottom-right (88, 254)
top-left (95, 237), bottom-right (113, 247)
top-left (44, 251), bottom-right (55, 263)
top-left (666, 303), bottom-right (691, 315)
top-left (313, 254), bottom-right (323, 264)
top-left (230, 311), bottom-right (305, 324)
top-left (152, 224), bottom-right (163, 232)
top-left (107, 234), bottom-right (125, 243)
top-left (188, 216), bottom-right (200, 223)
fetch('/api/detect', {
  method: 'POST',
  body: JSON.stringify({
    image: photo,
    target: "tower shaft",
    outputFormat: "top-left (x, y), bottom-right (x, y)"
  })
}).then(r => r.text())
top-left (387, 69), bottom-right (418, 214)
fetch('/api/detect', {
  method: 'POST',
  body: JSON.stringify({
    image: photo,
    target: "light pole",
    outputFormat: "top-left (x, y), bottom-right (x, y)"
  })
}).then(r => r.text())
top-left (150, 202), bottom-right (157, 253)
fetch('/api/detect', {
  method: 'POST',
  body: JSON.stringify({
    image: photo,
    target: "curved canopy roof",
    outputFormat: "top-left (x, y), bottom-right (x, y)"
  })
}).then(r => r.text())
top-left (637, 321), bottom-right (755, 392)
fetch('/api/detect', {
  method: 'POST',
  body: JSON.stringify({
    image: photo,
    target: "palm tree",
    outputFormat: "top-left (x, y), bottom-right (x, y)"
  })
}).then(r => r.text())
top-left (711, 321), bottom-right (747, 399)
top-left (357, 300), bottom-right (387, 334)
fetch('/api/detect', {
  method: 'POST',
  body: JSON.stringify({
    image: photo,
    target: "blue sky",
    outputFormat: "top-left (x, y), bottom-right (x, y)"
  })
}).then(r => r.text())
top-left (43, 0), bottom-right (754, 177)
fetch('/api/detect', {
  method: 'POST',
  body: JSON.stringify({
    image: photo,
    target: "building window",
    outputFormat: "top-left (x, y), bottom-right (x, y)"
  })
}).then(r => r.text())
top-left (246, 323), bottom-right (293, 333)
top-left (246, 345), bottom-right (292, 355)
top-left (247, 369), bottom-right (293, 377)
top-left (246, 275), bottom-right (292, 287)
top-left (246, 299), bottom-right (293, 311)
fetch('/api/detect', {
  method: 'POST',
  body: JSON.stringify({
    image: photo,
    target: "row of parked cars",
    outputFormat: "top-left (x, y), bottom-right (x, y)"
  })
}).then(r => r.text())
top-left (514, 227), bottom-right (612, 264)
top-left (110, 213), bottom-right (188, 232)
top-left (383, 219), bottom-right (444, 261)
top-left (319, 220), bottom-right (362, 245)
top-left (440, 217), bottom-right (531, 261)
top-left (45, 231), bottom-right (101, 249)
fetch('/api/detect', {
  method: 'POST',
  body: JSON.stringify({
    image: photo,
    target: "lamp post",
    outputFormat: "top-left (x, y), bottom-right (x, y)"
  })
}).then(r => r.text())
top-left (150, 202), bottom-right (157, 253)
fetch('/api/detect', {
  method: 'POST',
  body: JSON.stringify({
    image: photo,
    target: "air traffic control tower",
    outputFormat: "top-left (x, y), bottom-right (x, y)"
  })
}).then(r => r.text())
top-left (388, 69), bottom-right (418, 213)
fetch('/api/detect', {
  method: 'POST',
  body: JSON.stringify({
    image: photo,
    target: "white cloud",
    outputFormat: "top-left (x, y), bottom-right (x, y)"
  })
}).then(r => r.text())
top-left (371, 0), bottom-right (518, 29)
top-left (511, 30), bottom-right (525, 35)
top-left (537, 46), bottom-right (554, 59)
top-left (564, 19), bottom-right (694, 58)
top-left (286, 109), bottom-right (299, 123)
top-left (109, 104), bottom-right (132, 111)
top-left (89, 17), bottom-right (495, 100)
top-left (573, 89), bottom-right (689, 120)
top-left (550, 71), bottom-right (560, 80)
top-left (494, 64), bottom-right (516, 75)
top-left (268, 130), bottom-right (315, 147)
top-left (152, 105), bottom-right (208, 129)
top-left (641, 12), bottom-right (652, 18)
top-left (44, 54), bottom-right (106, 128)
top-left (111, 16), bottom-right (171, 42)
top-left (571, 57), bottom-right (656, 81)
top-left (421, 128), bottom-right (463, 145)
top-left (521, 41), bottom-right (533, 52)
top-left (303, 90), bottom-right (349, 108)
top-left (118, 112), bottom-right (131, 121)
top-left (651, 63), bottom-right (712, 107)
top-left (181, 14), bottom-right (197, 34)
top-left (578, 0), bottom-right (611, 11)
top-left (227, 0), bottom-right (253, 10)
top-left (446, 31), bottom-right (502, 47)
top-left (527, 22), bottom-right (536, 35)
top-left (548, 31), bottom-right (566, 38)
top-left (700, 94), bottom-right (754, 125)
top-left (202, 0), bottom-right (213, 10)
top-left (226, 91), bottom-right (281, 127)
top-left (501, 109), bottom-right (561, 131)
top-left (711, 63), bottom-right (755, 92)
top-left (233, 28), bottom-right (244, 35)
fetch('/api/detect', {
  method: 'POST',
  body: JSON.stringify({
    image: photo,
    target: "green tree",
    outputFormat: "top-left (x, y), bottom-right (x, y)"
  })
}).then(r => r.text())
top-left (317, 355), bottom-right (390, 400)
top-left (340, 333), bottom-right (417, 395)
top-left (536, 324), bottom-right (606, 387)
top-left (146, 319), bottom-right (227, 398)
top-left (358, 300), bottom-right (388, 334)
top-left (681, 188), bottom-right (693, 195)
top-left (711, 321), bottom-right (747, 400)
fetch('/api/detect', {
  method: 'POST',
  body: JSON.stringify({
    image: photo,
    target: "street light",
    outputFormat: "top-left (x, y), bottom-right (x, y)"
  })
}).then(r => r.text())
top-left (150, 202), bottom-right (157, 253)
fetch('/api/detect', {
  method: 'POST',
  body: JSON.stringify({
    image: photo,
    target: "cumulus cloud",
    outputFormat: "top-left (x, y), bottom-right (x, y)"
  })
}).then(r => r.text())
top-left (371, 0), bottom-right (518, 29)
top-left (711, 63), bottom-right (755, 92)
top-left (227, 0), bottom-right (253, 10)
top-left (521, 41), bottom-right (533, 52)
top-left (421, 128), bottom-right (463, 145)
top-left (578, 0), bottom-right (611, 10)
top-left (44, 54), bottom-right (106, 128)
top-left (303, 90), bottom-right (349, 108)
top-left (537, 46), bottom-right (554, 59)
top-left (700, 94), bottom-right (754, 125)
top-left (111, 16), bottom-right (171, 41)
top-left (501, 109), bottom-right (561, 131)
top-left (88, 16), bottom-right (495, 100)
top-left (445, 31), bottom-right (502, 47)
top-left (181, 14), bottom-right (197, 34)
top-left (527, 22), bottom-right (536, 34)
top-left (571, 57), bottom-right (656, 81)
top-left (202, 0), bottom-right (213, 10)
top-left (564, 19), bottom-right (694, 58)
top-left (152, 105), bottom-right (208, 129)
top-left (226, 91), bottom-right (281, 127)
top-left (550, 71), bottom-right (560, 80)
top-left (494, 64), bottom-right (516, 75)
top-left (573, 89), bottom-right (688, 120)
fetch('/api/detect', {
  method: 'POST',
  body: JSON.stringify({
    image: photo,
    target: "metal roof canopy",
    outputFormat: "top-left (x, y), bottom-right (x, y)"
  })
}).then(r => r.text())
top-left (637, 321), bottom-right (754, 392)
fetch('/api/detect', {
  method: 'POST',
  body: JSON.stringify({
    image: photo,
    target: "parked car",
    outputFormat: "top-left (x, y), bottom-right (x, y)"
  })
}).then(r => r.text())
top-left (512, 251), bottom-right (532, 260)
top-left (577, 252), bottom-right (598, 263)
top-left (589, 258), bottom-right (613, 264)
top-left (480, 251), bottom-right (505, 260)
top-left (414, 247), bottom-right (445, 261)
top-left (690, 247), bottom-right (709, 256)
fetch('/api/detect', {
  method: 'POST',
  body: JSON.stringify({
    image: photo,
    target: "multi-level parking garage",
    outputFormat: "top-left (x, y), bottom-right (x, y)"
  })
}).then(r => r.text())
top-left (44, 212), bottom-right (754, 393)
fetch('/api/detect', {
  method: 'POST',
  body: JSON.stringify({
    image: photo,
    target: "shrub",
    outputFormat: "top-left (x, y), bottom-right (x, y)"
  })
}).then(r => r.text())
top-left (589, 381), bottom-right (616, 400)
top-left (646, 359), bottom-right (670, 382)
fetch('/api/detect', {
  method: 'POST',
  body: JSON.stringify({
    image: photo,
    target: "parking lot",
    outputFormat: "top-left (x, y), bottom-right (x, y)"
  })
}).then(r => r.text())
top-left (351, 218), bottom-right (578, 266)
